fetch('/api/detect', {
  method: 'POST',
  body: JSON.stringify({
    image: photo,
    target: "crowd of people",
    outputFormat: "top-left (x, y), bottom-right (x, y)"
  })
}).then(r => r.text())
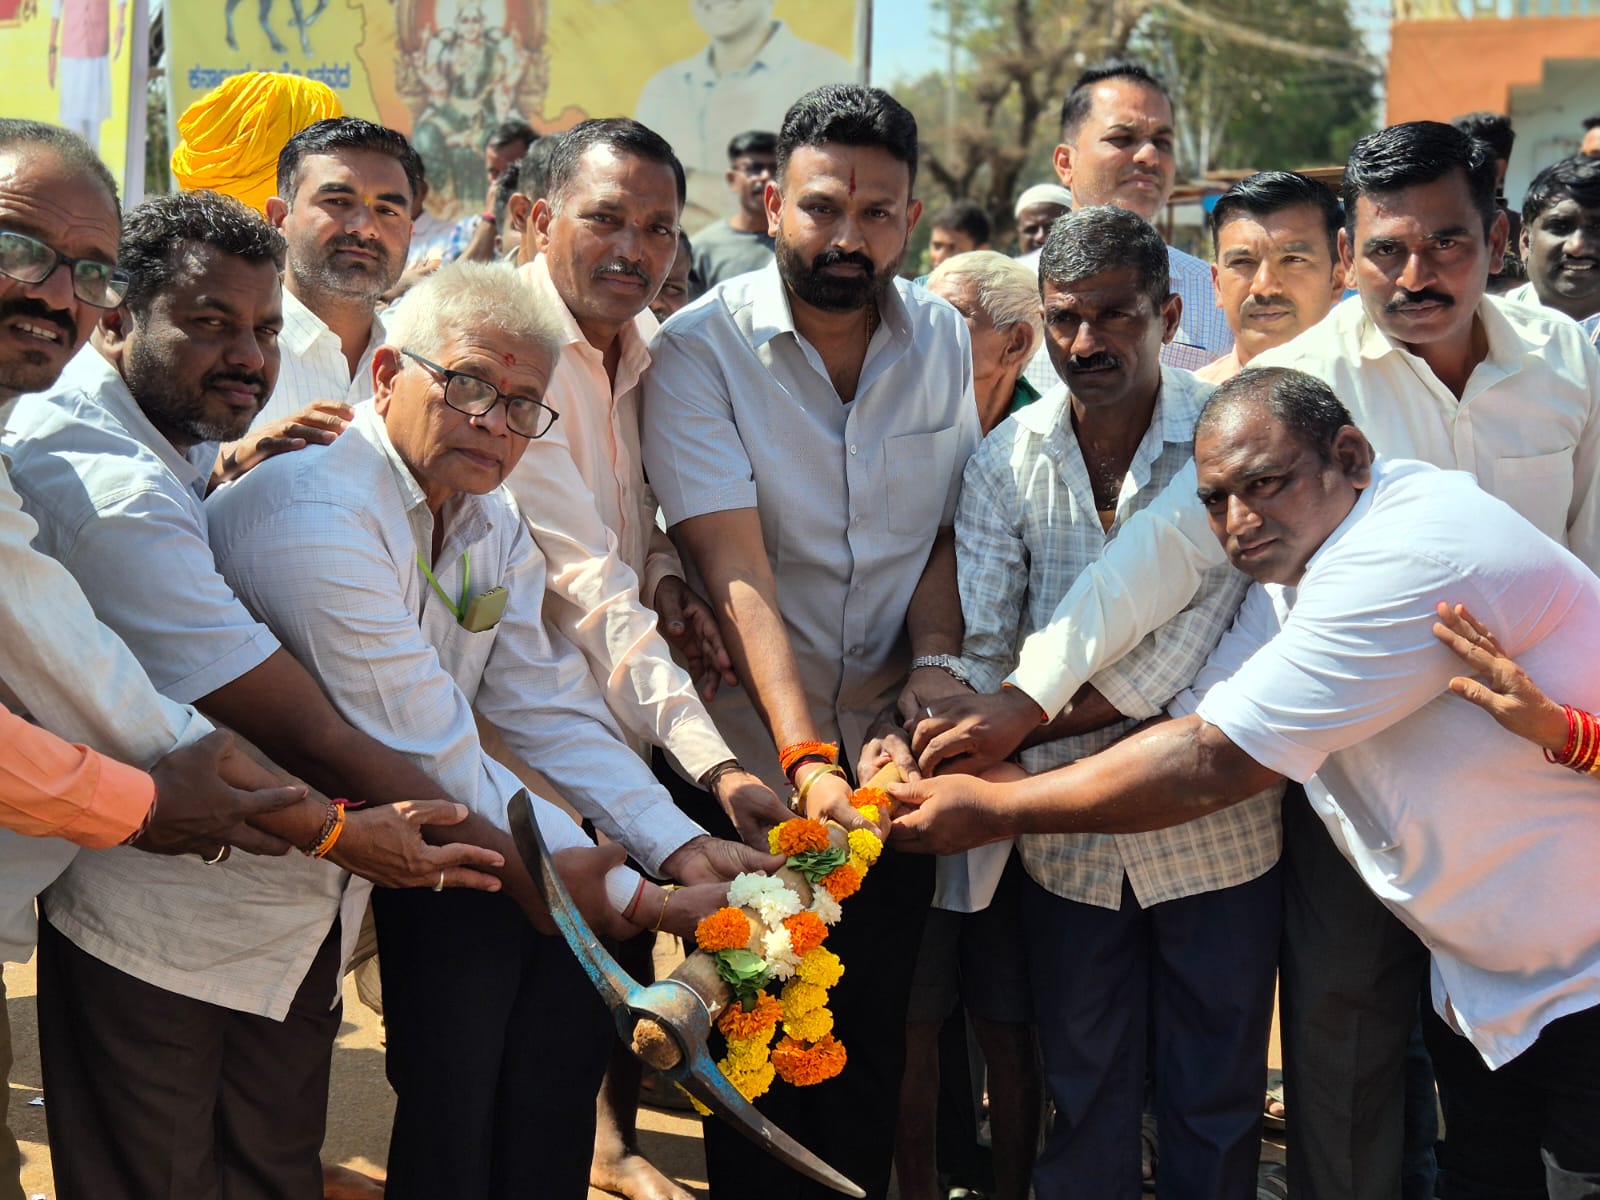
top-left (1, 45), bottom-right (1598, 1200)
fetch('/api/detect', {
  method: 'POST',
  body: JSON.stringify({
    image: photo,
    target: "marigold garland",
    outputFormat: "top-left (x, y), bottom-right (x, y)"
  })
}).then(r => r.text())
top-left (850, 785), bottom-right (890, 812)
top-left (782, 910), bottom-right (828, 957)
top-left (771, 1033), bottom-right (848, 1086)
top-left (716, 991), bottom-right (783, 1040)
top-left (781, 978), bottom-right (827, 1017)
top-left (821, 862), bottom-right (863, 901)
top-left (769, 817), bottom-right (831, 856)
top-left (782, 1004), bottom-right (834, 1043)
top-left (797, 945), bottom-right (844, 989)
top-left (847, 828), bottom-right (883, 867)
top-left (695, 906), bottom-right (753, 953)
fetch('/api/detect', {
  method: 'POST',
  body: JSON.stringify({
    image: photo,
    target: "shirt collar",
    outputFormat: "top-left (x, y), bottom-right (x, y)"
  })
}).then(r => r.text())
top-left (63, 346), bottom-right (205, 492)
top-left (745, 259), bottom-right (917, 356)
top-left (1014, 365), bottom-right (1201, 449)
top-left (1352, 291), bottom-right (1551, 365)
top-left (279, 287), bottom-right (385, 366)
top-left (348, 403), bottom-right (491, 555)
top-left (521, 253), bottom-right (655, 393)
top-left (679, 20), bottom-right (801, 85)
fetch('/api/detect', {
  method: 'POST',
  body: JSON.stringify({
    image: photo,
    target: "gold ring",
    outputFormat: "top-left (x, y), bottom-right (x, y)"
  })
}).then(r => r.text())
top-left (432, 870), bottom-right (445, 893)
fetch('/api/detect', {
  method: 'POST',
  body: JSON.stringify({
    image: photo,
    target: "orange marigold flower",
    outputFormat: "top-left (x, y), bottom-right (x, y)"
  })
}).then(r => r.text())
top-left (772, 818), bottom-right (832, 856)
top-left (782, 911), bottom-right (828, 957)
top-left (771, 1034), bottom-right (848, 1086)
top-left (716, 991), bottom-right (782, 1041)
top-left (695, 906), bottom-right (752, 953)
top-left (821, 862), bottom-right (863, 901)
top-left (850, 786), bottom-right (890, 811)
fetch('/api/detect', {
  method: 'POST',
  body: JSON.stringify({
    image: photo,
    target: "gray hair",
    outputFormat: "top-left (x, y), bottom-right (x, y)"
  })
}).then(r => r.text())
top-left (928, 250), bottom-right (1044, 347)
top-left (385, 261), bottom-right (563, 369)
top-left (1038, 205), bottom-right (1169, 306)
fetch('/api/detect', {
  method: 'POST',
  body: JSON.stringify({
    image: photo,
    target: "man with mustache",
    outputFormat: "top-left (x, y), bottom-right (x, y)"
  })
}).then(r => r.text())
top-left (507, 117), bottom-right (789, 1200)
top-left (691, 129), bottom-right (777, 288)
top-left (1196, 171), bottom-right (1347, 383)
top-left (936, 204), bottom-right (1283, 1198)
top-left (1506, 155), bottom-right (1600, 343)
top-left (641, 83), bottom-right (980, 1200)
top-left (911, 120), bottom-right (1600, 1200)
top-left (2, 190), bottom-right (584, 1198)
top-left (0, 119), bottom-right (311, 1200)
top-left (215, 117), bottom-right (421, 486)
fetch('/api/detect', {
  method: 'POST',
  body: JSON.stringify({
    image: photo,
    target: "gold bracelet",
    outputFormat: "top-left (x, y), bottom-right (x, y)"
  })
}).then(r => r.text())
top-left (794, 762), bottom-right (846, 812)
top-left (652, 883), bottom-right (680, 933)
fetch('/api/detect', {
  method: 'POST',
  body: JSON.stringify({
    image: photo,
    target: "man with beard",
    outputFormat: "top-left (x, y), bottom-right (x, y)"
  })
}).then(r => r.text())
top-left (640, 84), bottom-right (979, 1200)
top-left (216, 117), bottom-right (420, 486)
top-left (1507, 155), bottom-right (1600, 343)
top-left (1, 189), bottom-right (580, 1198)
top-left (508, 116), bottom-right (789, 1200)
top-left (691, 130), bottom-right (777, 288)
top-left (0, 119), bottom-right (312, 1200)
top-left (908, 120), bottom-right (1600, 1200)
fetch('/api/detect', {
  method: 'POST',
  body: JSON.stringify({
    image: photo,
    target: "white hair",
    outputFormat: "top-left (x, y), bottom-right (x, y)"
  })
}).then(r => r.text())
top-left (928, 250), bottom-right (1044, 347)
top-left (384, 261), bottom-right (564, 369)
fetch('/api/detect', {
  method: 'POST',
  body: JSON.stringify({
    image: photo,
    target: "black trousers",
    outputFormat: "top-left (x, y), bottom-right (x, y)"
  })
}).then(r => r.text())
top-left (1424, 1001), bottom-right (1600, 1199)
top-left (372, 885), bottom-right (611, 1200)
top-left (36, 913), bottom-right (342, 1200)
top-left (654, 751), bottom-right (934, 1200)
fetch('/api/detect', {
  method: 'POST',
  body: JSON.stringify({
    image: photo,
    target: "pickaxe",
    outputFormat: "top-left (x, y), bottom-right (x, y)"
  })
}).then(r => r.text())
top-left (507, 789), bottom-right (867, 1198)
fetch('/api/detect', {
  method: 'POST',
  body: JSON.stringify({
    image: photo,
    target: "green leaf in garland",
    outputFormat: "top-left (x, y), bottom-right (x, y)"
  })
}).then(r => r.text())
top-left (786, 845), bottom-right (848, 884)
top-left (713, 947), bottom-right (772, 1008)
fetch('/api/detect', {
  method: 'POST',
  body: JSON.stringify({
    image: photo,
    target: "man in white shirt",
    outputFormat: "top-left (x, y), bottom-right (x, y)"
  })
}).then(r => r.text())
top-left (1195, 171), bottom-right (1347, 383)
top-left (1017, 60), bottom-right (1232, 392)
top-left (0, 118), bottom-right (309, 1200)
top-left (641, 84), bottom-right (980, 1200)
top-left (207, 260), bottom-right (770, 1200)
top-left (1507, 155), bottom-right (1600, 343)
top-left (891, 367), bottom-right (1600, 1196)
top-left (911, 120), bottom-right (1600, 1200)
top-left (634, 0), bottom-right (853, 224)
top-left (2, 190), bottom-right (572, 1199)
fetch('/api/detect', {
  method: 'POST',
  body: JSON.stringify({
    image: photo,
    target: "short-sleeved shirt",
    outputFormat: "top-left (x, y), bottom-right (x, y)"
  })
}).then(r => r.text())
top-left (640, 263), bottom-right (981, 787)
top-left (1192, 458), bottom-right (1600, 1069)
top-left (691, 220), bottom-right (777, 289)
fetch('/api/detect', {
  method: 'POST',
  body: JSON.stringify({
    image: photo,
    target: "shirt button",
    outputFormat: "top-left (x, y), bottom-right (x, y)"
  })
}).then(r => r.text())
top-left (850, 645), bottom-right (864, 656)
top-left (848, 443), bottom-right (858, 455)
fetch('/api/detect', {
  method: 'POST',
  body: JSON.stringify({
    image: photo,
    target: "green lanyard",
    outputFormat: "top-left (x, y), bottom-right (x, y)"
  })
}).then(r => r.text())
top-left (416, 551), bottom-right (470, 623)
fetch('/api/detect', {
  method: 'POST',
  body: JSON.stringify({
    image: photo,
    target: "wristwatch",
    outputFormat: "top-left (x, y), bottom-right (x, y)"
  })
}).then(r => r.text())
top-left (911, 654), bottom-right (971, 685)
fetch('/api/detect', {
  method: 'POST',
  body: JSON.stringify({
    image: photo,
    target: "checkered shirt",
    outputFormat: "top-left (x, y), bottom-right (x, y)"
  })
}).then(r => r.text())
top-left (955, 366), bottom-right (1281, 910)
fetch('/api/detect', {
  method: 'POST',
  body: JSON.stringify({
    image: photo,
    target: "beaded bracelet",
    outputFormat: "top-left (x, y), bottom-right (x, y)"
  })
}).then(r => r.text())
top-left (305, 803), bottom-right (347, 859)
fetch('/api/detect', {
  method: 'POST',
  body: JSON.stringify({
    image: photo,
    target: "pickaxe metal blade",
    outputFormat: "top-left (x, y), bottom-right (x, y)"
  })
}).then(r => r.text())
top-left (507, 790), bottom-right (866, 1198)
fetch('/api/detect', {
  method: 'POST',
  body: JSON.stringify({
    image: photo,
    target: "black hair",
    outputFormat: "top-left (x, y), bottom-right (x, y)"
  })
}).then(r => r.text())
top-left (276, 117), bottom-right (424, 207)
top-left (1059, 59), bottom-right (1171, 141)
top-left (777, 84), bottom-right (919, 189)
top-left (1583, 115), bottom-right (1600, 132)
top-left (0, 118), bottom-right (119, 211)
top-left (1522, 154), bottom-right (1600, 227)
top-left (487, 119), bottom-right (537, 151)
top-left (1341, 121), bottom-right (1498, 239)
top-left (544, 118), bottom-right (686, 209)
top-left (1196, 367), bottom-right (1353, 463)
top-left (931, 200), bottom-right (991, 246)
top-left (119, 190), bottom-right (285, 318)
top-left (1038, 205), bottom-right (1169, 307)
top-left (491, 162), bottom-right (521, 227)
top-left (1210, 170), bottom-right (1343, 259)
top-left (727, 130), bottom-right (778, 161)
top-left (1451, 111), bottom-right (1515, 163)
top-left (675, 230), bottom-right (705, 301)
top-left (514, 136), bottom-right (559, 202)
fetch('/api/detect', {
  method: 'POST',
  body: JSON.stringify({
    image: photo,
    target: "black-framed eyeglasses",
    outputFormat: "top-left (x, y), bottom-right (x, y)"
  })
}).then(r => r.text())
top-left (0, 229), bottom-right (132, 310)
top-left (401, 349), bottom-right (559, 440)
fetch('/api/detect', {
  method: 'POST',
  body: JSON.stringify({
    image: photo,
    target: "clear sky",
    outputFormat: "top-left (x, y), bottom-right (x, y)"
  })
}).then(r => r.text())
top-left (869, 0), bottom-right (944, 86)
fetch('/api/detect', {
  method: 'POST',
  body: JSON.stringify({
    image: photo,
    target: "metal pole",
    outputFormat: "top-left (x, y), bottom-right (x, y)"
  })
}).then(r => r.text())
top-left (858, 0), bottom-right (874, 85)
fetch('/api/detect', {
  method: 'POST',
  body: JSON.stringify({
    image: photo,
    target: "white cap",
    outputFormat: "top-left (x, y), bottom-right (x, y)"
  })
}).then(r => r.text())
top-left (1014, 183), bottom-right (1073, 216)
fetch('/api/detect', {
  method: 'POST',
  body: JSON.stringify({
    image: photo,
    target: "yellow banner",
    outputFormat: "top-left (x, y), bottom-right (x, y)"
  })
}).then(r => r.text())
top-left (166, 0), bottom-right (860, 224)
top-left (0, 0), bottom-right (143, 200)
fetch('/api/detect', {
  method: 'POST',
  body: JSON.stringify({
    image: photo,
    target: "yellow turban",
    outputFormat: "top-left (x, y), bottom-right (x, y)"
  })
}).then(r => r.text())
top-left (171, 72), bottom-right (343, 215)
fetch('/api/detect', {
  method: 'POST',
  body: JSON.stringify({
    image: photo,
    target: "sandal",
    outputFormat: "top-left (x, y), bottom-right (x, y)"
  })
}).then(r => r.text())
top-left (1140, 1113), bottom-right (1158, 1192)
top-left (1263, 1070), bottom-right (1286, 1131)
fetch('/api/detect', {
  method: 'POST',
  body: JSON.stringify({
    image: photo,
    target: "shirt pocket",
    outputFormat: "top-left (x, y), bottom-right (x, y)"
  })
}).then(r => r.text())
top-left (1488, 447), bottom-right (1576, 544)
top-left (883, 426), bottom-right (962, 536)
top-left (432, 609), bottom-right (500, 699)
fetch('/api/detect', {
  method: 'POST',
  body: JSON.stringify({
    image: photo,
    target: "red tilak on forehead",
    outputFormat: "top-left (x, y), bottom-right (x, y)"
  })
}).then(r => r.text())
top-left (847, 168), bottom-right (856, 197)
top-left (502, 352), bottom-right (517, 366)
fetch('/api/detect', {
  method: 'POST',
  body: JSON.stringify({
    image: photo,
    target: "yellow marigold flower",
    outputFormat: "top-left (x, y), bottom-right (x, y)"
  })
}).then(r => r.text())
top-left (721, 1056), bottom-right (777, 1101)
top-left (782, 911), bottom-right (828, 957)
top-left (781, 979), bottom-right (827, 1018)
top-left (695, 906), bottom-right (753, 953)
top-left (716, 992), bottom-right (782, 1041)
top-left (783, 1004), bottom-right (834, 1044)
top-left (685, 1089), bottom-right (711, 1117)
top-left (797, 946), bottom-right (844, 989)
top-left (771, 818), bottom-right (832, 856)
top-left (854, 803), bottom-right (880, 824)
top-left (847, 828), bottom-right (882, 866)
top-left (724, 1035), bottom-right (772, 1074)
top-left (821, 862), bottom-right (863, 901)
top-left (771, 1033), bottom-right (848, 1086)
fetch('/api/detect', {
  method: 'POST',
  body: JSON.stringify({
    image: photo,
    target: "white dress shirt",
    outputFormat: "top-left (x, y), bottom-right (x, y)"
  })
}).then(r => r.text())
top-left (207, 405), bottom-right (704, 877)
top-left (1008, 291), bottom-right (1600, 718)
top-left (1018, 243), bottom-right (1233, 391)
top-left (1505, 281), bottom-right (1600, 343)
top-left (503, 255), bottom-right (732, 781)
top-left (1188, 458), bottom-right (1600, 1068)
top-left (0, 385), bottom-right (214, 962)
top-left (955, 369), bottom-right (1278, 911)
top-left (3, 348), bottom-right (353, 1019)
top-left (641, 263), bottom-right (981, 788)
top-left (633, 22), bottom-right (854, 176)
top-left (251, 288), bottom-right (383, 430)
